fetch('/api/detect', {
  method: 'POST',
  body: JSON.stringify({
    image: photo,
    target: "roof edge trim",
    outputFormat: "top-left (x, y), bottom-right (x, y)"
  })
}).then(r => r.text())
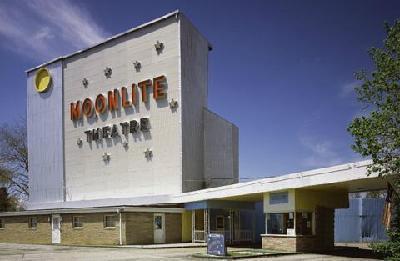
top-left (26, 10), bottom-right (180, 73)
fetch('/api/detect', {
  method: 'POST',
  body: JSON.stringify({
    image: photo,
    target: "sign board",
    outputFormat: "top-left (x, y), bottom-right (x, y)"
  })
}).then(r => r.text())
top-left (207, 233), bottom-right (227, 256)
top-left (287, 228), bottom-right (295, 236)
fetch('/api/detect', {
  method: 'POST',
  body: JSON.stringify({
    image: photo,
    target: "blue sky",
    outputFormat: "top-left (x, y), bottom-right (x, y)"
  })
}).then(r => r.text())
top-left (0, 0), bottom-right (399, 180)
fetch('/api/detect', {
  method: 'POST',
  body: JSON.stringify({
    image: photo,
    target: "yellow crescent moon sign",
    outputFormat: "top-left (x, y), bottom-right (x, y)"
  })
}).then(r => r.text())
top-left (35, 68), bottom-right (52, 93)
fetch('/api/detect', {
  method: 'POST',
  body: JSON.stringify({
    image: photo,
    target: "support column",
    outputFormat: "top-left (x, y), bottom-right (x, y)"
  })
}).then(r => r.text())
top-left (204, 209), bottom-right (209, 241)
top-left (119, 211), bottom-right (122, 245)
top-left (252, 210), bottom-right (256, 243)
top-left (192, 210), bottom-right (195, 242)
top-left (229, 209), bottom-right (234, 244)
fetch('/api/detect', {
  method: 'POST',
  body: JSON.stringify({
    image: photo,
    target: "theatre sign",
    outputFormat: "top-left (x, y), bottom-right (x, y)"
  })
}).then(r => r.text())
top-left (68, 75), bottom-right (167, 144)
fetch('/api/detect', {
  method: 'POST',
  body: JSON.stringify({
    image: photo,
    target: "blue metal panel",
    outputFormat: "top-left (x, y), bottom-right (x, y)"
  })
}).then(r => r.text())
top-left (335, 198), bottom-right (361, 242)
top-left (27, 61), bottom-right (64, 207)
top-left (184, 201), bottom-right (208, 210)
top-left (335, 198), bottom-right (388, 243)
top-left (207, 200), bottom-right (255, 210)
top-left (361, 198), bottom-right (388, 242)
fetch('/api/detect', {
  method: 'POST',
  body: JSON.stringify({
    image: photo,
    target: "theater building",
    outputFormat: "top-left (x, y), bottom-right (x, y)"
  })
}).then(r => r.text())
top-left (0, 11), bottom-right (388, 252)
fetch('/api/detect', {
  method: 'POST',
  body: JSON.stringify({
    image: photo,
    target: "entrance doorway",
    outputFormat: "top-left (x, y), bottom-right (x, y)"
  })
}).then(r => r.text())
top-left (153, 213), bottom-right (166, 243)
top-left (51, 214), bottom-right (61, 244)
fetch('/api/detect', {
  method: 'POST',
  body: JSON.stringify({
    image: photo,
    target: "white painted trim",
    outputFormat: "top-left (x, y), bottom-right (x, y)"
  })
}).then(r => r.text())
top-left (0, 207), bottom-right (185, 217)
top-left (119, 211), bottom-right (122, 245)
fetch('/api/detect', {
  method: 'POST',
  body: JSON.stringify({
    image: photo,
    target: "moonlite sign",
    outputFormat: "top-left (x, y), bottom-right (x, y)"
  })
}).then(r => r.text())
top-left (70, 75), bottom-right (167, 144)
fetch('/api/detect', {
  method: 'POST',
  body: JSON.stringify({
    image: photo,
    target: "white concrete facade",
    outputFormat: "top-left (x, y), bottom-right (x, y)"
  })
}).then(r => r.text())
top-left (26, 11), bottom-right (239, 209)
top-left (63, 15), bottom-right (182, 201)
top-left (204, 109), bottom-right (239, 188)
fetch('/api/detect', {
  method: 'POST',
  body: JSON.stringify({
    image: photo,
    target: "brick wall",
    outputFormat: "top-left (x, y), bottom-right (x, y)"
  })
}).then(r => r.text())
top-left (125, 212), bottom-right (154, 244)
top-left (0, 215), bottom-right (51, 244)
top-left (60, 213), bottom-right (120, 245)
top-left (165, 213), bottom-right (182, 243)
top-left (262, 235), bottom-right (296, 252)
top-left (0, 211), bottom-right (183, 245)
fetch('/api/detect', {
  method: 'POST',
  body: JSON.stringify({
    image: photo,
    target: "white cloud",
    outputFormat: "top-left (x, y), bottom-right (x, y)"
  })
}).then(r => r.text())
top-left (0, 0), bottom-right (108, 62)
top-left (340, 80), bottom-right (360, 98)
top-left (26, 0), bottom-right (107, 48)
top-left (299, 135), bottom-right (344, 168)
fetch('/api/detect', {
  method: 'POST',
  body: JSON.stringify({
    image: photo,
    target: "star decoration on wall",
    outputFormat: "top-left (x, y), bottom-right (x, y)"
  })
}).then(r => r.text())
top-left (154, 41), bottom-right (164, 54)
top-left (169, 99), bottom-right (178, 109)
top-left (144, 148), bottom-right (153, 158)
top-left (82, 78), bottom-right (89, 88)
top-left (133, 61), bottom-right (141, 71)
top-left (104, 67), bottom-right (112, 78)
top-left (102, 152), bottom-right (111, 162)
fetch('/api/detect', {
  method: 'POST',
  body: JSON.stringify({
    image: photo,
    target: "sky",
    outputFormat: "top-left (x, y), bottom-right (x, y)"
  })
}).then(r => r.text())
top-left (0, 0), bottom-right (399, 180)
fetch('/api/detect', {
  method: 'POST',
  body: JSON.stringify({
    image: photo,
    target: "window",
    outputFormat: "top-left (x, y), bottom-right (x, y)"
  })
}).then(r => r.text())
top-left (296, 212), bottom-right (313, 235)
top-left (154, 215), bottom-right (162, 230)
top-left (28, 217), bottom-right (37, 229)
top-left (72, 216), bottom-right (83, 228)
top-left (0, 218), bottom-right (4, 229)
top-left (269, 192), bottom-right (288, 205)
top-left (216, 216), bottom-right (224, 230)
top-left (267, 212), bottom-right (294, 234)
top-left (104, 215), bottom-right (117, 228)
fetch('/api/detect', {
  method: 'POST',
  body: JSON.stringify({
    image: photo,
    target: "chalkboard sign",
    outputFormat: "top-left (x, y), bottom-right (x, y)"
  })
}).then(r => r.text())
top-left (207, 233), bottom-right (227, 256)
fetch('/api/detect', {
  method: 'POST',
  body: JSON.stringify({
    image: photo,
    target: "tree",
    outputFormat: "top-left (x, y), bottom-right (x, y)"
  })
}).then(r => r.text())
top-left (0, 119), bottom-right (28, 204)
top-left (348, 20), bottom-right (400, 258)
top-left (0, 187), bottom-right (17, 212)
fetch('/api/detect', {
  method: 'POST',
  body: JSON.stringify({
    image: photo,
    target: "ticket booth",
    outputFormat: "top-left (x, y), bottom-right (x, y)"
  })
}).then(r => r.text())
top-left (262, 188), bottom-right (349, 252)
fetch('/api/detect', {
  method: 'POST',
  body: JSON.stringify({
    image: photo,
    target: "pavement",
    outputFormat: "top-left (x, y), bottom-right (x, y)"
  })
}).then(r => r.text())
top-left (0, 243), bottom-right (383, 260)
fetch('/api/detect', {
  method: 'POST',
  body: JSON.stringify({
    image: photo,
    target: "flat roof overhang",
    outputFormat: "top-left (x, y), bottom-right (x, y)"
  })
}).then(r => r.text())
top-left (20, 160), bottom-right (389, 213)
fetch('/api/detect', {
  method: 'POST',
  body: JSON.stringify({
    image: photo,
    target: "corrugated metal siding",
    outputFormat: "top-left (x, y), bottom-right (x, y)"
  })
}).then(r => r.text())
top-left (335, 198), bottom-right (388, 242)
top-left (27, 61), bottom-right (64, 206)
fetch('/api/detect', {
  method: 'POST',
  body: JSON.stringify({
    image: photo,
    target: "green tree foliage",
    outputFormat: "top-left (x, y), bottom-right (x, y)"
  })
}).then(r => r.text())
top-left (348, 20), bottom-right (400, 259)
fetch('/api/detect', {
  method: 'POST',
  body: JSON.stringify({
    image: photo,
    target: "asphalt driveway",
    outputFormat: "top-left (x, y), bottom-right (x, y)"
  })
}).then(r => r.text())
top-left (0, 243), bottom-right (382, 260)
